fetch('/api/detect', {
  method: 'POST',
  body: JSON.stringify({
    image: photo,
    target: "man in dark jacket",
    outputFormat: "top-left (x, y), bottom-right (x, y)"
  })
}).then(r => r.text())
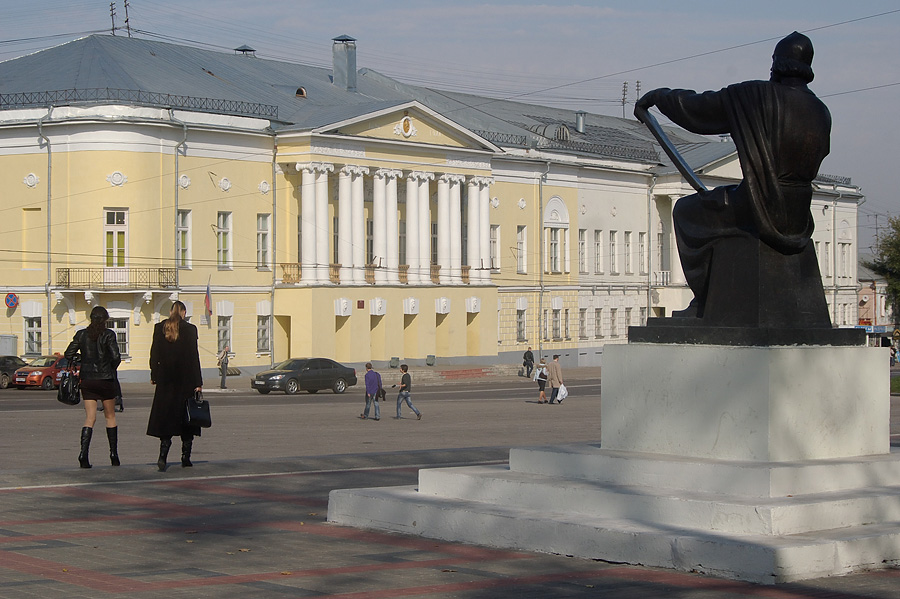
top-left (635, 31), bottom-right (830, 318)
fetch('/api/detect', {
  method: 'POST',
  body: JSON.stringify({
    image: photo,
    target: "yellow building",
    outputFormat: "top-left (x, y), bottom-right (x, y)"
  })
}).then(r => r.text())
top-left (0, 35), bottom-right (862, 380)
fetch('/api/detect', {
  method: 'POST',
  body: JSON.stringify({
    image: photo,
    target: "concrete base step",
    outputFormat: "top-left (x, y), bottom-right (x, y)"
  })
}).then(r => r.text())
top-left (328, 484), bottom-right (900, 585)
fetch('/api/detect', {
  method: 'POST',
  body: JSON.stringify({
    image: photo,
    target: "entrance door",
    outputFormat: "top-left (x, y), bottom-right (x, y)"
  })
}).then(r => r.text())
top-left (104, 210), bottom-right (128, 286)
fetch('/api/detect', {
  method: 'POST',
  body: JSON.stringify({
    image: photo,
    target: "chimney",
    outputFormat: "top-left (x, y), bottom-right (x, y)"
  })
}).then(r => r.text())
top-left (575, 111), bottom-right (586, 134)
top-left (332, 35), bottom-right (357, 92)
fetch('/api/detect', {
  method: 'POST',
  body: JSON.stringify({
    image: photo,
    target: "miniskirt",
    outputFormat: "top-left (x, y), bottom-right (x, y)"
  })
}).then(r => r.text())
top-left (80, 378), bottom-right (118, 401)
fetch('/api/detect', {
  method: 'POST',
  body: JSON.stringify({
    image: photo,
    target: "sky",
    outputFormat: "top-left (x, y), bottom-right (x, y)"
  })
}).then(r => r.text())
top-left (1, 0), bottom-right (897, 253)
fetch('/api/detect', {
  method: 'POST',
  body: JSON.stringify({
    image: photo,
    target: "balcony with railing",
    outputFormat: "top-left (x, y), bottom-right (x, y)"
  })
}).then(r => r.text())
top-left (56, 268), bottom-right (178, 289)
top-left (652, 271), bottom-right (671, 286)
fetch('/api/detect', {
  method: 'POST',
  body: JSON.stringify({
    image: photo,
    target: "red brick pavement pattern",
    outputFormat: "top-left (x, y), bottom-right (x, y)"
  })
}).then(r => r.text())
top-left (0, 463), bottom-right (899, 599)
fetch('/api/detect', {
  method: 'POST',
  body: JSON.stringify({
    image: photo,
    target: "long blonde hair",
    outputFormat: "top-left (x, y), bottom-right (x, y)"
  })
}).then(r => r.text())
top-left (164, 301), bottom-right (186, 342)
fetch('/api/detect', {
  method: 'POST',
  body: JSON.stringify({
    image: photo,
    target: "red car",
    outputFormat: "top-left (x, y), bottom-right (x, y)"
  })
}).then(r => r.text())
top-left (14, 354), bottom-right (70, 390)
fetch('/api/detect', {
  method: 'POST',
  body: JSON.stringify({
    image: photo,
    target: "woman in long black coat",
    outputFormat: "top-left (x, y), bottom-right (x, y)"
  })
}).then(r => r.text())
top-left (147, 300), bottom-right (203, 471)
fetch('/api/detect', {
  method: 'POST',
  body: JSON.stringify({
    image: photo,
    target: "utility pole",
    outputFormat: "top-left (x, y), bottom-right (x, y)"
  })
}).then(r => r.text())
top-left (110, 2), bottom-right (116, 35)
top-left (621, 82), bottom-right (628, 119)
top-left (635, 81), bottom-right (641, 112)
top-left (124, 0), bottom-right (132, 38)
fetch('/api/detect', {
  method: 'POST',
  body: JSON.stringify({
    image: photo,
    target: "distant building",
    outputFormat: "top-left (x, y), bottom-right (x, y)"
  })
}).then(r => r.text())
top-left (857, 259), bottom-right (895, 346)
top-left (0, 35), bottom-right (863, 379)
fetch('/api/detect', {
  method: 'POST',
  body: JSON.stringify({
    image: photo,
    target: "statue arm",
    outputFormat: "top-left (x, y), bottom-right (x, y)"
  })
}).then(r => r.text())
top-left (638, 87), bottom-right (730, 135)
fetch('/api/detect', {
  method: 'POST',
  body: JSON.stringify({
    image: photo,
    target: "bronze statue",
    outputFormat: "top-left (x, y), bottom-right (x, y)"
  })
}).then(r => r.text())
top-left (636, 32), bottom-right (833, 328)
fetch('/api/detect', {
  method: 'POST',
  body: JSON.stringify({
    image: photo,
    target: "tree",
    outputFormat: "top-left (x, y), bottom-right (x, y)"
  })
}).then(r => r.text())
top-left (864, 215), bottom-right (900, 324)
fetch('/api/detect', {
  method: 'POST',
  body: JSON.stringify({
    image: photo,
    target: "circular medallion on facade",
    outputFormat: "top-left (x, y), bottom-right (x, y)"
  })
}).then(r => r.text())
top-left (610, 206), bottom-right (617, 217)
top-left (219, 178), bottom-right (232, 192)
top-left (179, 175), bottom-right (192, 189)
top-left (491, 197), bottom-right (500, 208)
top-left (518, 198), bottom-right (526, 210)
top-left (258, 181), bottom-right (270, 194)
top-left (106, 171), bottom-right (127, 186)
top-left (23, 173), bottom-right (39, 188)
top-left (394, 116), bottom-right (417, 138)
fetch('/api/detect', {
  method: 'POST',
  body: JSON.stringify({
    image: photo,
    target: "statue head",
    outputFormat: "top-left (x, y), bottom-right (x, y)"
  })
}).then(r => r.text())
top-left (771, 31), bottom-right (814, 83)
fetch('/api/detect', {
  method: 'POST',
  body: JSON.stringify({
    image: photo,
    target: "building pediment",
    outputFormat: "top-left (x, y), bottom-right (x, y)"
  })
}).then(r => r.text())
top-left (314, 101), bottom-right (500, 153)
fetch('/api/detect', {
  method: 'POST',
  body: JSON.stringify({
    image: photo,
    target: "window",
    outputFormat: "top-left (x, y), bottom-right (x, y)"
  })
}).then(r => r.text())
top-left (625, 307), bottom-right (633, 329)
top-left (594, 308), bottom-right (603, 338)
top-left (638, 232), bottom-right (647, 275)
top-left (610, 308), bottom-right (618, 337)
top-left (217, 212), bottom-right (232, 268)
top-left (823, 242), bottom-right (831, 277)
top-left (594, 230), bottom-right (603, 274)
top-left (609, 231), bottom-right (618, 274)
top-left (839, 242), bottom-right (851, 278)
top-left (579, 308), bottom-right (587, 339)
top-left (257, 213), bottom-right (271, 269)
top-left (552, 309), bottom-right (561, 339)
top-left (564, 308), bottom-right (570, 340)
top-left (368, 219), bottom-right (375, 264)
top-left (333, 216), bottom-right (340, 264)
top-left (104, 209), bottom-right (127, 268)
top-left (176, 210), bottom-right (191, 268)
top-left (516, 226), bottom-right (527, 274)
top-left (542, 309), bottom-right (549, 340)
top-left (640, 307), bottom-right (648, 326)
top-left (516, 309), bottom-right (526, 342)
top-left (490, 225), bottom-right (500, 271)
top-left (431, 222), bottom-right (438, 265)
top-left (549, 228), bottom-right (560, 273)
top-left (257, 315), bottom-right (271, 353)
top-left (400, 220), bottom-right (407, 266)
top-left (657, 232), bottom-right (665, 271)
top-left (217, 315), bottom-right (232, 353)
top-left (24, 317), bottom-right (41, 355)
top-left (578, 229), bottom-right (587, 273)
top-left (107, 318), bottom-right (129, 356)
top-left (624, 231), bottom-right (632, 274)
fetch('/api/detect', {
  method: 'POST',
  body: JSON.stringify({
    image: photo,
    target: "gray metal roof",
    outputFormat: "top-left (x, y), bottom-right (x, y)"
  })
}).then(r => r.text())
top-left (0, 34), bottom-right (739, 168)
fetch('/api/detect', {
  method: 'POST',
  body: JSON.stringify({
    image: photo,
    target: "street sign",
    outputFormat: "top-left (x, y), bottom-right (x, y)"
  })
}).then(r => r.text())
top-left (4, 293), bottom-right (18, 309)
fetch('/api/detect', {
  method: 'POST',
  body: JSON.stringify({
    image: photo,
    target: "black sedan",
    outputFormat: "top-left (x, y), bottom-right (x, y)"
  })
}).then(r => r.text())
top-left (251, 358), bottom-right (358, 395)
top-left (0, 355), bottom-right (28, 389)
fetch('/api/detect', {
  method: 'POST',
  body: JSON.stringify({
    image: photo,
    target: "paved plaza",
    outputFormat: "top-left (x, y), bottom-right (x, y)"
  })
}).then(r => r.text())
top-left (0, 367), bottom-right (898, 598)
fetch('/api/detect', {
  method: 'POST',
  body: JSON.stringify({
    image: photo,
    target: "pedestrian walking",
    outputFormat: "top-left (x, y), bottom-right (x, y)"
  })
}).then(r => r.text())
top-left (360, 362), bottom-right (382, 421)
top-left (147, 301), bottom-right (203, 472)
top-left (217, 345), bottom-right (229, 389)
top-left (64, 305), bottom-right (122, 468)
top-left (533, 358), bottom-right (549, 404)
top-left (547, 354), bottom-right (565, 404)
top-left (394, 364), bottom-right (421, 420)
top-left (523, 347), bottom-right (535, 378)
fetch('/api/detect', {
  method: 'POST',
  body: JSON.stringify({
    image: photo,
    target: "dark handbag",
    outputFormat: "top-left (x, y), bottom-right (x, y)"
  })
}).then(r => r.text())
top-left (57, 366), bottom-right (81, 406)
top-left (184, 390), bottom-right (211, 428)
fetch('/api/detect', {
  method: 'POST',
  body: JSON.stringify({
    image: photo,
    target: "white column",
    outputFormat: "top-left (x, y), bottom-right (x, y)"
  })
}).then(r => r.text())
top-left (385, 170), bottom-right (401, 284)
top-left (373, 170), bottom-right (388, 284)
top-left (449, 175), bottom-right (464, 284)
top-left (437, 174), bottom-right (451, 285)
top-left (338, 167), bottom-right (353, 283)
top-left (466, 178), bottom-right (480, 284)
top-left (479, 178), bottom-right (493, 282)
top-left (315, 163), bottom-right (333, 283)
top-left (351, 166), bottom-right (368, 284)
top-left (406, 173), bottom-right (420, 284)
top-left (298, 163), bottom-right (316, 284)
top-left (418, 173), bottom-right (434, 284)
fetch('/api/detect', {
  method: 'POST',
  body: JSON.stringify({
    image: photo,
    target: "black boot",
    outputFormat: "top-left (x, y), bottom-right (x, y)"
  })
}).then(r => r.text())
top-left (78, 427), bottom-right (92, 469)
top-left (181, 434), bottom-right (193, 467)
top-left (157, 437), bottom-right (172, 472)
top-left (107, 427), bottom-right (120, 466)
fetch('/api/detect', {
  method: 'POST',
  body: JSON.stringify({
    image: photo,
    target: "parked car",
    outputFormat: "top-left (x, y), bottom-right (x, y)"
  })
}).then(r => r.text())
top-left (14, 354), bottom-right (69, 390)
top-left (0, 355), bottom-right (28, 389)
top-left (251, 358), bottom-right (357, 395)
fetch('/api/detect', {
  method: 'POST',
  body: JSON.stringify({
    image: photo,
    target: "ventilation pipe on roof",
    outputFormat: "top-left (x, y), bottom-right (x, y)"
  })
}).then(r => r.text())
top-left (575, 111), bottom-right (586, 134)
top-left (332, 35), bottom-right (357, 92)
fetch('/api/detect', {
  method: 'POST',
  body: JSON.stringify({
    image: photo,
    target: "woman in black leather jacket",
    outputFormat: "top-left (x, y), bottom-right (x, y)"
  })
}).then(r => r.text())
top-left (64, 305), bottom-right (122, 468)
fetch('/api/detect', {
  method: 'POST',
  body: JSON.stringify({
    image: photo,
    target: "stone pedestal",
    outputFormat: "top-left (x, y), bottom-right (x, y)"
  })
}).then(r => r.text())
top-left (328, 342), bottom-right (900, 584)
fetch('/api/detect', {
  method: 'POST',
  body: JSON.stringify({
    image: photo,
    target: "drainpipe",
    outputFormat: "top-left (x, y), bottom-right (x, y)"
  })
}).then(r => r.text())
top-left (38, 108), bottom-right (53, 353)
top-left (646, 175), bottom-right (656, 320)
top-left (270, 138), bottom-right (277, 368)
top-left (537, 161), bottom-right (550, 358)
top-left (169, 110), bottom-right (188, 291)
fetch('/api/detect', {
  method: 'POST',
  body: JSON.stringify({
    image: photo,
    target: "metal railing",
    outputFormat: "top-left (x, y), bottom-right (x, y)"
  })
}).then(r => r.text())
top-left (0, 88), bottom-right (278, 120)
top-left (430, 264), bottom-right (441, 284)
top-left (280, 263), bottom-right (301, 284)
top-left (56, 268), bottom-right (177, 289)
top-left (652, 271), bottom-right (671, 286)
